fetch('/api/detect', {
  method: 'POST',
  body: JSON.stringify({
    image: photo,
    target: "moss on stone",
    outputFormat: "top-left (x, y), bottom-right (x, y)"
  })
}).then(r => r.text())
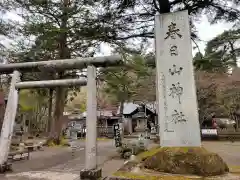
top-left (143, 147), bottom-right (229, 176)
top-left (113, 171), bottom-right (201, 180)
top-left (137, 146), bottom-right (161, 161)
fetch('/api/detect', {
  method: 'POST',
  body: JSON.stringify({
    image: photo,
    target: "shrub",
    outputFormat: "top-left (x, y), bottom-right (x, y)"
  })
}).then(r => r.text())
top-left (123, 151), bottom-right (132, 159)
top-left (46, 136), bottom-right (69, 146)
top-left (117, 141), bottom-right (147, 159)
top-left (117, 143), bottom-right (132, 159)
top-left (132, 143), bottom-right (146, 155)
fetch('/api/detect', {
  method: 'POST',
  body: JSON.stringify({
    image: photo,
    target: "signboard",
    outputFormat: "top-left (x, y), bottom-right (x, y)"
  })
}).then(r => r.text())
top-left (155, 10), bottom-right (201, 147)
top-left (201, 129), bottom-right (218, 135)
top-left (113, 124), bottom-right (122, 147)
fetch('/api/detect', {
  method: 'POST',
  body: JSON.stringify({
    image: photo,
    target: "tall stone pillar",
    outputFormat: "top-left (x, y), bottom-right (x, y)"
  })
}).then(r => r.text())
top-left (0, 71), bottom-right (20, 165)
top-left (80, 66), bottom-right (101, 179)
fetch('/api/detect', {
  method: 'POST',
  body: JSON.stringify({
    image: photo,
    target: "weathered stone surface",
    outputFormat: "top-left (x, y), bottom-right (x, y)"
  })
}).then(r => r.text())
top-left (155, 11), bottom-right (201, 147)
top-left (108, 173), bottom-right (240, 180)
top-left (80, 168), bottom-right (101, 180)
top-left (143, 147), bottom-right (229, 176)
top-left (107, 176), bottom-right (139, 180)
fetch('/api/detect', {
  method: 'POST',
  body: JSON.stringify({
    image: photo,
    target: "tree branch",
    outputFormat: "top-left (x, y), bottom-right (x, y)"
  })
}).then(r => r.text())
top-left (153, 0), bottom-right (161, 13)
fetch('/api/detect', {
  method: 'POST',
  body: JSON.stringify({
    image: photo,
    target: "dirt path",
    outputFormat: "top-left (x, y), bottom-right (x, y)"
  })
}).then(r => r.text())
top-left (1, 140), bottom-right (117, 180)
top-left (203, 141), bottom-right (240, 166)
top-left (12, 147), bottom-right (74, 172)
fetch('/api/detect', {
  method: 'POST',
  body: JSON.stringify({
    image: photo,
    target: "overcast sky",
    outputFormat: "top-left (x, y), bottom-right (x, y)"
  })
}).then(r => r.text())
top-left (97, 15), bottom-right (233, 56)
top-left (3, 12), bottom-right (233, 58)
top-left (194, 16), bottom-right (233, 53)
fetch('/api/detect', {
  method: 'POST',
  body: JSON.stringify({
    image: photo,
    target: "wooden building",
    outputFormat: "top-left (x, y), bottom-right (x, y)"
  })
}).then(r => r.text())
top-left (67, 108), bottom-right (120, 137)
top-left (66, 102), bottom-right (157, 136)
top-left (120, 102), bottom-right (157, 134)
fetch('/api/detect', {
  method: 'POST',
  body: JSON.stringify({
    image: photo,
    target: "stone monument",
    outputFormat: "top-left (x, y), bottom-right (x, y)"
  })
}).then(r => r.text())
top-left (106, 11), bottom-right (230, 179)
top-left (155, 10), bottom-right (201, 147)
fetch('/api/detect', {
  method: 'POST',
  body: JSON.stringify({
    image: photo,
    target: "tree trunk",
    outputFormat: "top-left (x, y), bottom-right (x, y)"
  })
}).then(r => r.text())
top-left (119, 100), bottom-right (125, 138)
top-left (158, 0), bottom-right (170, 13)
top-left (228, 41), bottom-right (237, 67)
top-left (53, 0), bottom-right (70, 140)
top-left (119, 100), bottom-right (124, 121)
top-left (53, 82), bottom-right (65, 138)
top-left (48, 88), bottom-right (53, 134)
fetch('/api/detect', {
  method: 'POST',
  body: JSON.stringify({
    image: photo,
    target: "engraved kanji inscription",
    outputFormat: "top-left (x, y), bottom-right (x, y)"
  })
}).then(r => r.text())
top-left (169, 82), bottom-right (183, 104)
top-left (165, 125), bottom-right (174, 132)
top-left (164, 119), bottom-right (174, 132)
top-left (161, 73), bottom-right (174, 132)
top-left (170, 45), bottom-right (178, 56)
top-left (165, 22), bottom-right (182, 40)
top-left (171, 110), bottom-right (187, 124)
top-left (169, 64), bottom-right (183, 76)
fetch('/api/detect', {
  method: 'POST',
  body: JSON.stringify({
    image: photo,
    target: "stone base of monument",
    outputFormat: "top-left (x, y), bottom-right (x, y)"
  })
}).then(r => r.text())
top-left (143, 147), bottom-right (229, 176)
top-left (80, 168), bottom-right (102, 180)
top-left (107, 147), bottom-right (238, 180)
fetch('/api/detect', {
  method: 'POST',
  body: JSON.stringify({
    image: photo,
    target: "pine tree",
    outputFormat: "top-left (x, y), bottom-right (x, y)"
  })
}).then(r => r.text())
top-left (205, 29), bottom-right (240, 67)
top-left (99, 54), bottom-right (155, 116)
top-left (194, 29), bottom-right (240, 72)
top-left (9, 0), bottom-right (101, 139)
top-left (77, 0), bottom-right (240, 49)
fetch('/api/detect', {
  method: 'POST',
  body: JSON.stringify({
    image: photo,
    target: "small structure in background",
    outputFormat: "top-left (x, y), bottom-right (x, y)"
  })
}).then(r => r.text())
top-left (69, 130), bottom-right (79, 157)
top-left (65, 102), bottom-right (157, 138)
top-left (66, 107), bottom-right (120, 138)
top-left (120, 102), bottom-right (157, 135)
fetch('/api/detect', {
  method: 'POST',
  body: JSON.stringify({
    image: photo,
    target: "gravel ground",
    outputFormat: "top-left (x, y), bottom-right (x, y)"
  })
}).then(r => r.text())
top-left (1, 140), bottom-right (117, 180)
top-left (203, 141), bottom-right (240, 166)
top-left (2, 140), bottom-right (240, 179)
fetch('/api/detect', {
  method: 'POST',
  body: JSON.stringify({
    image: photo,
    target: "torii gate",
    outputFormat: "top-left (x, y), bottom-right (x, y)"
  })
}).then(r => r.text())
top-left (0, 55), bottom-right (122, 179)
